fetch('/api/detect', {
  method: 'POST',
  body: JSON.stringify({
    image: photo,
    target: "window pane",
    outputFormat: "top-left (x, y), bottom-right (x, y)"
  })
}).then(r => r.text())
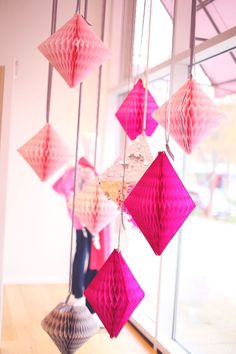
top-left (173, 55), bottom-right (236, 353)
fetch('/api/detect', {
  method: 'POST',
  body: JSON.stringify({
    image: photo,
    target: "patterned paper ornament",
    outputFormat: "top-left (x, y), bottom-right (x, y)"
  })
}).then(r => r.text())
top-left (152, 79), bottom-right (225, 154)
top-left (17, 123), bottom-right (72, 181)
top-left (68, 179), bottom-right (118, 235)
top-left (38, 14), bottom-right (110, 88)
top-left (99, 134), bottom-right (153, 207)
top-left (84, 249), bottom-right (144, 338)
top-left (124, 152), bottom-right (196, 255)
top-left (116, 79), bottom-right (158, 140)
top-left (42, 302), bottom-right (98, 354)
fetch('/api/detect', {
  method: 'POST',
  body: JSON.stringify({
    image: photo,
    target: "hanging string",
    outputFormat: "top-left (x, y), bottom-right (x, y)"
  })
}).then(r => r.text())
top-left (164, 0), bottom-right (177, 160)
top-left (188, 0), bottom-right (197, 79)
top-left (46, 0), bottom-right (58, 123)
top-left (75, 0), bottom-right (81, 13)
top-left (66, 0), bottom-right (88, 302)
top-left (134, 0), bottom-right (147, 82)
top-left (142, 0), bottom-right (152, 133)
top-left (117, 0), bottom-right (137, 251)
top-left (93, 0), bottom-right (107, 170)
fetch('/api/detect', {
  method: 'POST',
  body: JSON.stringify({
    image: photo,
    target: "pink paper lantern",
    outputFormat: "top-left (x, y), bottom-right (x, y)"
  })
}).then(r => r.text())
top-left (42, 302), bottom-right (98, 354)
top-left (38, 14), bottom-right (110, 88)
top-left (152, 79), bottom-right (225, 154)
top-left (84, 249), bottom-right (145, 338)
top-left (67, 179), bottom-right (118, 235)
top-left (99, 134), bottom-right (153, 207)
top-left (124, 152), bottom-right (196, 255)
top-left (116, 79), bottom-right (158, 140)
top-left (17, 123), bottom-right (72, 181)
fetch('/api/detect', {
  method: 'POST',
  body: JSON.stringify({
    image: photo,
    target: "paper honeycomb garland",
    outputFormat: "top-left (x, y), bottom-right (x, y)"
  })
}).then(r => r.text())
top-left (116, 79), bottom-right (158, 140)
top-left (17, 123), bottom-right (72, 181)
top-left (67, 179), bottom-right (118, 235)
top-left (38, 14), bottom-right (110, 88)
top-left (124, 152), bottom-right (196, 255)
top-left (84, 249), bottom-right (145, 338)
top-left (152, 79), bottom-right (225, 154)
top-left (42, 302), bottom-right (98, 354)
top-left (99, 134), bottom-right (153, 207)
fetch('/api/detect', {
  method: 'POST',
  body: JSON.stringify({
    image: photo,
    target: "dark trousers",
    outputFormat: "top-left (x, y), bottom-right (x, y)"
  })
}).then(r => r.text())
top-left (72, 228), bottom-right (97, 313)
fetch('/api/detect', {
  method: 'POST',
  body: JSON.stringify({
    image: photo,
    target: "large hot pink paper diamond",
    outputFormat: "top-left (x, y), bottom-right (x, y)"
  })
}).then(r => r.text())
top-left (38, 14), bottom-right (110, 88)
top-left (124, 152), bottom-right (196, 255)
top-left (17, 123), bottom-right (72, 181)
top-left (152, 79), bottom-right (225, 154)
top-left (99, 134), bottom-right (153, 207)
top-left (84, 249), bottom-right (144, 338)
top-left (67, 179), bottom-right (118, 235)
top-left (116, 79), bottom-right (158, 140)
top-left (42, 302), bottom-right (98, 354)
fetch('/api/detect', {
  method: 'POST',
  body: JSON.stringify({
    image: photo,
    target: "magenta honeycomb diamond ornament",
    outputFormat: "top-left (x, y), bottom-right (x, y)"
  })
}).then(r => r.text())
top-left (67, 179), bottom-right (119, 235)
top-left (42, 302), bottom-right (98, 354)
top-left (99, 134), bottom-right (153, 207)
top-left (152, 79), bottom-right (225, 154)
top-left (124, 152), bottom-right (196, 255)
top-left (84, 249), bottom-right (144, 338)
top-left (116, 78), bottom-right (158, 140)
top-left (17, 123), bottom-right (72, 181)
top-left (38, 14), bottom-right (110, 88)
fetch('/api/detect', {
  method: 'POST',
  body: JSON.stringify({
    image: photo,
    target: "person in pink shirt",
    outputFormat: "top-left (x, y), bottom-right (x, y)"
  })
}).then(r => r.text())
top-left (52, 157), bottom-right (111, 312)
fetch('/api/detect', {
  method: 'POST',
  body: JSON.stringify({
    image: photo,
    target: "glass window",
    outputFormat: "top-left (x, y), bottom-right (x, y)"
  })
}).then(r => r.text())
top-left (173, 53), bottom-right (236, 354)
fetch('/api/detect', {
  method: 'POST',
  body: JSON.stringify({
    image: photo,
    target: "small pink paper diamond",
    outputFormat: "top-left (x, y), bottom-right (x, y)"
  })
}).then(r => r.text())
top-left (84, 249), bottom-right (145, 338)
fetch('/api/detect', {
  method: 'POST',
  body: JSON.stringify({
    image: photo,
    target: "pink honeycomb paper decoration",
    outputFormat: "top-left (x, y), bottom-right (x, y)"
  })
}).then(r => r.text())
top-left (116, 79), bottom-right (159, 140)
top-left (17, 123), bottom-right (72, 181)
top-left (99, 134), bottom-right (153, 207)
top-left (42, 302), bottom-right (98, 354)
top-left (84, 249), bottom-right (144, 338)
top-left (152, 79), bottom-right (225, 154)
top-left (124, 152), bottom-right (196, 255)
top-left (67, 179), bottom-right (118, 235)
top-left (38, 14), bottom-right (110, 88)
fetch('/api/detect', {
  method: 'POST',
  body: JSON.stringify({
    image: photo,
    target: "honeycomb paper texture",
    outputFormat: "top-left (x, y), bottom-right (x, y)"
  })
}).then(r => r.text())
top-left (99, 134), bottom-right (153, 207)
top-left (17, 123), bottom-right (72, 181)
top-left (116, 79), bottom-right (158, 140)
top-left (38, 14), bottom-right (110, 87)
top-left (67, 179), bottom-right (118, 235)
top-left (41, 302), bottom-right (98, 354)
top-left (84, 249), bottom-right (145, 338)
top-left (124, 152), bottom-right (196, 255)
top-left (152, 79), bottom-right (225, 154)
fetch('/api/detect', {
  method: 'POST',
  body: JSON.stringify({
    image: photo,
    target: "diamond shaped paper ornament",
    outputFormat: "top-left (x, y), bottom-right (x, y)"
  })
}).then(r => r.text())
top-left (84, 249), bottom-right (144, 338)
top-left (124, 152), bottom-right (196, 255)
top-left (99, 134), bottom-right (153, 207)
top-left (152, 79), bottom-right (225, 154)
top-left (17, 123), bottom-right (72, 181)
top-left (67, 179), bottom-right (118, 235)
top-left (116, 79), bottom-right (159, 140)
top-left (38, 14), bottom-right (110, 88)
top-left (42, 302), bottom-right (98, 354)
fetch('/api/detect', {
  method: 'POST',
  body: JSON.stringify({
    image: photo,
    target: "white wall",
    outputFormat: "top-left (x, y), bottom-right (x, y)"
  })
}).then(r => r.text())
top-left (0, 0), bottom-right (124, 284)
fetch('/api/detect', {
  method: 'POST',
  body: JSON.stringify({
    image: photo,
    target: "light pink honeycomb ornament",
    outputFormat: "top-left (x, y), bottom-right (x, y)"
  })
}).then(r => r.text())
top-left (38, 14), bottom-right (110, 88)
top-left (116, 79), bottom-right (158, 140)
top-left (152, 79), bottom-right (225, 154)
top-left (124, 152), bottom-right (196, 255)
top-left (67, 179), bottom-right (118, 235)
top-left (99, 134), bottom-right (153, 207)
top-left (42, 302), bottom-right (98, 354)
top-left (17, 123), bottom-right (72, 181)
top-left (84, 249), bottom-right (144, 338)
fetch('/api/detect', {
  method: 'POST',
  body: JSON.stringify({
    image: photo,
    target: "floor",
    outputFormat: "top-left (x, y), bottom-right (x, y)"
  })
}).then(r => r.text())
top-left (1, 284), bottom-right (157, 354)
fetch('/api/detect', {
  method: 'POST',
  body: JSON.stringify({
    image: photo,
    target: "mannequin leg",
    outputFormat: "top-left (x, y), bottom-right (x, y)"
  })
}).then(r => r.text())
top-left (71, 229), bottom-right (89, 298)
